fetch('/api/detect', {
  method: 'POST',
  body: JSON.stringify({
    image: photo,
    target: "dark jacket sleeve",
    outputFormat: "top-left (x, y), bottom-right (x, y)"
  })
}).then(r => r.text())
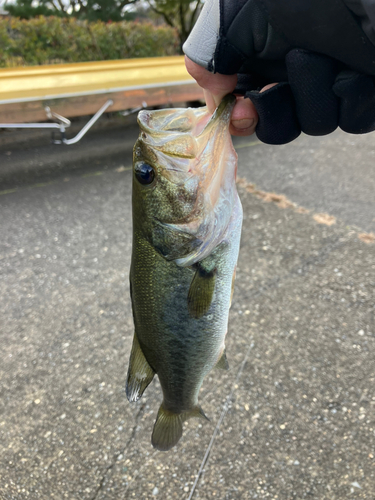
top-left (183, 0), bottom-right (375, 79)
top-left (183, 0), bottom-right (375, 144)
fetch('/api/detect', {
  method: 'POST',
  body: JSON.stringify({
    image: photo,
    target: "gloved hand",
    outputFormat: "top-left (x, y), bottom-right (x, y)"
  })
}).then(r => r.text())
top-left (183, 0), bottom-right (375, 144)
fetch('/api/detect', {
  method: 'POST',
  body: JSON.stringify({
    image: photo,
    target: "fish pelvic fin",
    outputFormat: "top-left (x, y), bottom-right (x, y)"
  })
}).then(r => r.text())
top-left (126, 332), bottom-right (155, 403)
top-left (187, 265), bottom-right (216, 319)
top-left (151, 403), bottom-right (209, 451)
top-left (215, 348), bottom-right (229, 370)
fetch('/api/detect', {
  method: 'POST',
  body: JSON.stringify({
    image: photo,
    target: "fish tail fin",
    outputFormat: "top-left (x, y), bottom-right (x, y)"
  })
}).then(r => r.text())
top-left (151, 404), bottom-right (183, 451)
top-left (126, 332), bottom-right (155, 402)
top-left (151, 403), bottom-right (209, 451)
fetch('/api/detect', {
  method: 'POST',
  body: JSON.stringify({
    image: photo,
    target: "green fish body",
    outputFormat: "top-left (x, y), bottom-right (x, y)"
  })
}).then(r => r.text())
top-left (126, 95), bottom-right (243, 451)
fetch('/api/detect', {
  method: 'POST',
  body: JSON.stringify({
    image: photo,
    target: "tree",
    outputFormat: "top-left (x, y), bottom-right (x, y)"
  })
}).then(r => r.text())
top-left (4, 0), bottom-right (139, 21)
top-left (3, 0), bottom-right (202, 44)
top-left (5, 0), bottom-right (66, 19)
top-left (72, 0), bottom-right (139, 22)
top-left (146, 0), bottom-right (202, 49)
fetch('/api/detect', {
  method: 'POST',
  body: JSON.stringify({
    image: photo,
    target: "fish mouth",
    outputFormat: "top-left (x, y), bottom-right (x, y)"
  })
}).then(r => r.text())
top-left (135, 94), bottom-right (237, 187)
top-left (136, 94), bottom-right (236, 159)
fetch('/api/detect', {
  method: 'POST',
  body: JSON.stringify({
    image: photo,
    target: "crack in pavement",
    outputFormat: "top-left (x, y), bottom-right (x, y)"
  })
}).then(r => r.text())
top-left (90, 402), bottom-right (146, 500)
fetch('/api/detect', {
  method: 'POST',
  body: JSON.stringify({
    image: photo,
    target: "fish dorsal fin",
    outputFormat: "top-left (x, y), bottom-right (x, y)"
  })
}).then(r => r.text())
top-left (215, 348), bottom-right (229, 370)
top-left (126, 332), bottom-right (155, 402)
top-left (151, 404), bottom-right (209, 451)
top-left (187, 264), bottom-right (216, 319)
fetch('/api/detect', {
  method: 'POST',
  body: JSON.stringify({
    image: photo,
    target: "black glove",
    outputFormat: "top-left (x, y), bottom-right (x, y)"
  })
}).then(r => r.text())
top-left (244, 50), bottom-right (375, 144)
top-left (183, 0), bottom-right (375, 144)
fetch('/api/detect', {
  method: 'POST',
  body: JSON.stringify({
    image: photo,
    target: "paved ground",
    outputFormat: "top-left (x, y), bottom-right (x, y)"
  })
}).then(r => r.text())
top-left (0, 116), bottom-right (374, 500)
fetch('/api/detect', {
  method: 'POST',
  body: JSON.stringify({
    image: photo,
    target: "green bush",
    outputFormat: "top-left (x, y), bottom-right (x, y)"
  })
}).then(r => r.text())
top-left (0, 16), bottom-right (179, 67)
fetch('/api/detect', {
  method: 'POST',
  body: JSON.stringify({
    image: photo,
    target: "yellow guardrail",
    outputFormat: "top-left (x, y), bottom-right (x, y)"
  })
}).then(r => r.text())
top-left (0, 56), bottom-right (194, 102)
top-left (0, 56), bottom-right (203, 123)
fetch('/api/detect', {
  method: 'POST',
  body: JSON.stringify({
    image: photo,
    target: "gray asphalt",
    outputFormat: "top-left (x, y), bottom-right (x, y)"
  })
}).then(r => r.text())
top-left (0, 116), bottom-right (374, 500)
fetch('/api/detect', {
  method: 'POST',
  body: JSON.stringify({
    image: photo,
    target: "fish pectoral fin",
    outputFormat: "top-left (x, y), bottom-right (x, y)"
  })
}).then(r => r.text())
top-left (152, 404), bottom-right (209, 451)
top-left (126, 332), bottom-right (155, 403)
top-left (187, 265), bottom-right (216, 319)
top-left (215, 348), bottom-right (229, 370)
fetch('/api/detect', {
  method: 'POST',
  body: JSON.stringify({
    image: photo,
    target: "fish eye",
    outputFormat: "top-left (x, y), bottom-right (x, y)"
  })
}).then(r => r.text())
top-left (135, 162), bottom-right (155, 185)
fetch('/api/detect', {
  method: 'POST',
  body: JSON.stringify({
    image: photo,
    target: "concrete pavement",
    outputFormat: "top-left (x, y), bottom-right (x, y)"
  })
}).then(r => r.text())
top-left (0, 118), bottom-right (374, 499)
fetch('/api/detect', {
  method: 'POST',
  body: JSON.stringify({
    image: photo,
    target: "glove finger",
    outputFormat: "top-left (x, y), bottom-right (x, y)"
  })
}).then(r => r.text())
top-left (286, 49), bottom-right (339, 136)
top-left (246, 82), bottom-right (301, 145)
top-left (333, 72), bottom-right (375, 134)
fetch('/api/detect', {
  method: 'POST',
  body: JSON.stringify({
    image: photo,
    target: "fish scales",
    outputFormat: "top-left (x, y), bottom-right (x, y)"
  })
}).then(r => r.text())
top-left (126, 95), bottom-right (243, 451)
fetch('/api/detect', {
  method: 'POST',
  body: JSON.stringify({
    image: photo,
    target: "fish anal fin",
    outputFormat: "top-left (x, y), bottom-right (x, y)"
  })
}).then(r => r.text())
top-left (126, 332), bottom-right (155, 403)
top-left (187, 265), bottom-right (216, 319)
top-left (182, 405), bottom-right (210, 422)
top-left (215, 348), bottom-right (229, 370)
top-left (152, 404), bottom-right (209, 451)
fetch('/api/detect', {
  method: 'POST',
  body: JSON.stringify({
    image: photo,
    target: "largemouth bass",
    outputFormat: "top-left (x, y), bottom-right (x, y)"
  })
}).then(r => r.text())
top-left (126, 94), bottom-right (243, 451)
